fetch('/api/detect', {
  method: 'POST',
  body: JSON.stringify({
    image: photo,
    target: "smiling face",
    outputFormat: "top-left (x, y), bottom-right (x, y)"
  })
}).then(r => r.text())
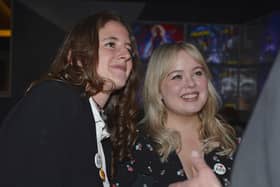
top-left (160, 50), bottom-right (209, 117)
top-left (97, 20), bottom-right (133, 91)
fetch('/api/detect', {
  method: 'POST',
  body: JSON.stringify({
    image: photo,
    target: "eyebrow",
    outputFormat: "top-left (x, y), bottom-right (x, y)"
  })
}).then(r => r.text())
top-left (101, 36), bottom-right (132, 47)
top-left (193, 66), bottom-right (205, 71)
top-left (101, 36), bottom-right (117, 41)
top-left (167, 70), bottom-right (183, 77)
top-left (167, 66), bottom-right (204, 77)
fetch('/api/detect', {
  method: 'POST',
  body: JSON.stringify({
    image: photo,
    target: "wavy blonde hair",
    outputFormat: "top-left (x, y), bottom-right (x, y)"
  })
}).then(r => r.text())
top-left (142, 42), bottom-right (236, 161)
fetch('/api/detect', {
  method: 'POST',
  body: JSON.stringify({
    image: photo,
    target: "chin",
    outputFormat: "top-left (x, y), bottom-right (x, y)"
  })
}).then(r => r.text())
top-left (106, 75), bottom-right (128, 90)
top-left (184, 107), bottom-right (203, 115)
top-left (114, 81), bottom-right (127, 90)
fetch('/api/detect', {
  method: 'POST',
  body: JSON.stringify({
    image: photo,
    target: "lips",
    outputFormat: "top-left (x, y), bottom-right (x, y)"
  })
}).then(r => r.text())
top-left (181, 92), bottom-right (199, 100)
top-left (111, 64), bottom-right (127, 72)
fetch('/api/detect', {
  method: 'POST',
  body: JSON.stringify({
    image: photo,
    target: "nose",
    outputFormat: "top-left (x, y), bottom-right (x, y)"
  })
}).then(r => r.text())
top-left (118, 47), bottom-right (131, 61)
top-left (185, 76), bottom-right (196, 88)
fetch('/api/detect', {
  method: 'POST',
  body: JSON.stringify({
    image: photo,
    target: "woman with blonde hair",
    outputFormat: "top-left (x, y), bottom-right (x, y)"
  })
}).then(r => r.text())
top-left (113, 42), bottom-right (237, 187)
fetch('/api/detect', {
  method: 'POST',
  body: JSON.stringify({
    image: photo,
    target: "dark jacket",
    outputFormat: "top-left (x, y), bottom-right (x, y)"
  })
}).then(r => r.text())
top-left (0, 80), bottom-right (111, 187)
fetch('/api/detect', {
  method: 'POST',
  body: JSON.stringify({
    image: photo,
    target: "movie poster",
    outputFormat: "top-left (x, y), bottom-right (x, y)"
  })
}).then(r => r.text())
top-left (258, 11), bottom-right (280, 64)
top-left (208, 64), bottom-right (221, 92)
top-left (219, 67), bottom-right (239, 109)
top-left (238, 67), bottom-right (257, 111)
top-left (186, 24), bottom-right (240, 64)
top-left (132, 22), bottom-right (184, 63)
top-left (243, 11), bottom-right (280, 94)
top-left (132, 22), bottom-right (184, 106)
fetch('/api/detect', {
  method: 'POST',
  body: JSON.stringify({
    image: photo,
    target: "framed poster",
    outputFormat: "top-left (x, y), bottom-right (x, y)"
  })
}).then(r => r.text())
top-left (238, 67), bottom-right (257, 111)
top-left (186, 23), bottom-right (240, 64)
top-left (219, 67), bottom-right (239, 109)
top-left (132, 22), bottom-right (184, 106)
top-left (132, 22), bottom-right (185, 63)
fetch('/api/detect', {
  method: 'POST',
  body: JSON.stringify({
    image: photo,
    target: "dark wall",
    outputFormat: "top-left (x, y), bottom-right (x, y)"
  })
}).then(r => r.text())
top-left (0, 0), bottom-right (277, 125)
top-left (0, 1), bottom-right (65, 123)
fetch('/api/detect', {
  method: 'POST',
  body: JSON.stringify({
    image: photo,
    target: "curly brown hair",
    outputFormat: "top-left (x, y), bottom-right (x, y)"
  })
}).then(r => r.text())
top-left (29, 11), bottom-right (140, 177)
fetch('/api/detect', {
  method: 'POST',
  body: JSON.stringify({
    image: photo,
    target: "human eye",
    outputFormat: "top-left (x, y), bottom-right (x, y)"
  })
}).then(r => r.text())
top-left (104, 41), bottom-right (115, 48)
top-left (171, 74), bottom-right (183, 80)
top-left (194, 69), bottom-right (205, 76)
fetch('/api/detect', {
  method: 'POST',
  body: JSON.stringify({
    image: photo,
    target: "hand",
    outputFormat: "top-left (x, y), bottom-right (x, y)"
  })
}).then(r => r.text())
top-left (169, 151), bottom-right (222, 187)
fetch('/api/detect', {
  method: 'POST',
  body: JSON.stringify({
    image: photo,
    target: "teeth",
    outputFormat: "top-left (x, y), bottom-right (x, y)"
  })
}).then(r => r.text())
top-left (181, 93), bottom-right (198, 99)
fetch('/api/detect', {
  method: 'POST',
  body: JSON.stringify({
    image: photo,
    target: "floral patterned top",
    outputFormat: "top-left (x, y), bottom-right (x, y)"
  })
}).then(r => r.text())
top-left (205, 148), bottom-right (235, 186)
top-left (111, 133), bottom-right (238, 187)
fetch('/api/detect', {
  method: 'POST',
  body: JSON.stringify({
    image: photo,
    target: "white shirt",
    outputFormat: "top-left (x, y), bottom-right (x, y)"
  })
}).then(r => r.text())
top-left (89, 97), bottom-right (110, 187)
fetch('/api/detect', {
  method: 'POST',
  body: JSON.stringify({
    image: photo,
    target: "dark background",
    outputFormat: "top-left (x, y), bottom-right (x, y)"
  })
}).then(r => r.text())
top-left (0, 0), bottom-right (279, 125)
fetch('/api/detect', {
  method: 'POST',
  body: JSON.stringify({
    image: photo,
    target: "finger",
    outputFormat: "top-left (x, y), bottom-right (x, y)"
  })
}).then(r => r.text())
top-left (191, 150), bottom-right (208, 173)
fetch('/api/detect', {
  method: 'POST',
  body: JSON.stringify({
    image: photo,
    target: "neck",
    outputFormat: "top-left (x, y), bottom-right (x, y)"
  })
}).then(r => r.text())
top-left (92, 92), bottom-right (110, 109)
top-left (166, 111), bottom-right (201, 133)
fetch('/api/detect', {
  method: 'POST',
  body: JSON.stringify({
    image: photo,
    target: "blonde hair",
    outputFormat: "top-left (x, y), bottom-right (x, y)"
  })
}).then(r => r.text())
top-left (142, 42), bottom-right (236, 161)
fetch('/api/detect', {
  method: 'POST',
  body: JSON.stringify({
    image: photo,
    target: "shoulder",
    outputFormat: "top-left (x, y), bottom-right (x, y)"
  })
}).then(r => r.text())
top-left (133, 129), bottom-right (158, 160)
top-left (24, 80), bottom-right (87, 110)
top-left (134, 129), bottom-right (187, 183)
top-left (112, 129), bottom-right (186, 186)
top-left (133, 128), bottom-right (159, 158)
top-left (27, 80), bottom-right (82, 99)
top-left (4, 80), bottom-right (86, 124)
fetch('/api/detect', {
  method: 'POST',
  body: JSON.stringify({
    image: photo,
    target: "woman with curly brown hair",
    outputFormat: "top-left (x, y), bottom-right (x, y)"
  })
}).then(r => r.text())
top-left (0, 11), bottom-right (140, 187)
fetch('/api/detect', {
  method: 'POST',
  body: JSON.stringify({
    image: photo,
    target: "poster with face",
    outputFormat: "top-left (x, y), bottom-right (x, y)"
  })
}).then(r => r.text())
top-left (238, 68), bottom-right (257, 111)
top-left (132, 22), bottom-right (185, 106)
top-left (132, 22), bottom-right (184, 63)
top-left (219, 67), bottom-right (239, 108)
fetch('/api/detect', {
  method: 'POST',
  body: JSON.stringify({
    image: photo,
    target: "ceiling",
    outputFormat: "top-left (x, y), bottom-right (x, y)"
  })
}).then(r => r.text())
top-left (86, 0), bottom-right (279, 24)
top-left (0, 0), bottom-right (279, 30)
top-left (138, 3), bottom-right (278, 24)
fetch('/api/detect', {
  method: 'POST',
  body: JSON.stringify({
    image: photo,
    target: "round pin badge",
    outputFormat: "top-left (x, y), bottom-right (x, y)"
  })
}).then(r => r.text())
top-left (213, 163), bottom-right (226, 175)
top-left (99, 168), bottom-right (106, 181)
top-left (94, 153), bottom-right (102, 169)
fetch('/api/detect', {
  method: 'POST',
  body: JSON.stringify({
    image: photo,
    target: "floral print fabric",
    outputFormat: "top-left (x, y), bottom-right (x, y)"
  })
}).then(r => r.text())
top-left (112, 133), bottom-right (236, 187)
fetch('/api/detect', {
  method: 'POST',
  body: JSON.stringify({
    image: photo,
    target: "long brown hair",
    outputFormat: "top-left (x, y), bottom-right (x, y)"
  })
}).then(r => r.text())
top-left (29, 11), bottom-right (140, 177)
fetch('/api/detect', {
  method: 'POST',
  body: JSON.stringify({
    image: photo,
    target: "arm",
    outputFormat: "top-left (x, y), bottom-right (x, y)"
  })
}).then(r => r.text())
top-left (0, 81), bottom-right (79, 187)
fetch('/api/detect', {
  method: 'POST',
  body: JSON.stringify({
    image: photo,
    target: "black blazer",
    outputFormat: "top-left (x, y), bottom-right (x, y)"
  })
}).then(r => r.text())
top-left (0, 80), bottom-right (111, 187)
